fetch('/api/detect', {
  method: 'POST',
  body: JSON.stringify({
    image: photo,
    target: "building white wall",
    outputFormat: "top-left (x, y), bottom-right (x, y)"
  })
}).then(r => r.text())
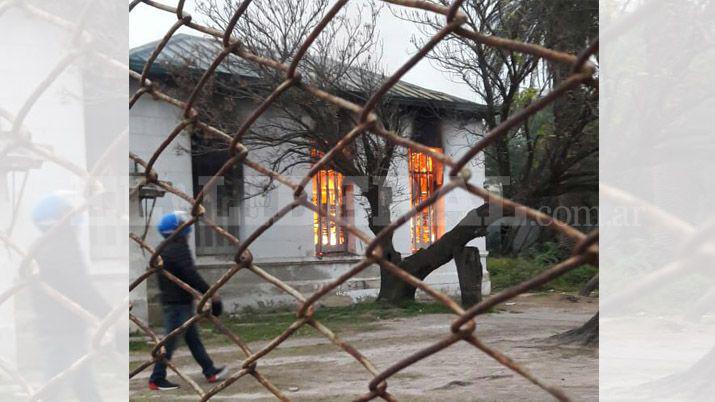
top-left (381, 115), bottom-right (490, 296)
top-left (129, 89), bottom-right (491, 319)
top-left (440, 116), bottom-right (490, 295)
top-left (129, 80), bottom-right (196, 322)
top-left (240, 145), bottom-right (317, 261)
top-left (243, 112), bottom-right (492, 296)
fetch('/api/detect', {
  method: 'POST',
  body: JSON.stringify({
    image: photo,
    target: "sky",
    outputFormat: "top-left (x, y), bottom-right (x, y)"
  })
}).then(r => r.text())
top-left (129, 0), bottom-right (477, 102)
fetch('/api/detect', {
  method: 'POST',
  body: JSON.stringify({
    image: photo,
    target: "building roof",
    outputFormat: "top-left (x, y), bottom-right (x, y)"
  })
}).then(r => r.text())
top-left (130, 34), bottom-right (488, 115)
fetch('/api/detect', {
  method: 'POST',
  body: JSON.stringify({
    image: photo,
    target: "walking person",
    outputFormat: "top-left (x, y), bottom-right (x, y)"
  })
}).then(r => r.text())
top-left (29, 193), bottom-right (110, 401)
top-left (148, 211), bottom-right (227, 391)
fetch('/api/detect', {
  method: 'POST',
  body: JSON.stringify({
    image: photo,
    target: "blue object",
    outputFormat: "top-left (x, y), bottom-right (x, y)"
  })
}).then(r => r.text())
top-left (158, 211), bottom-right (192, 238)
top-left (32, 193), bottom-right (74, 232)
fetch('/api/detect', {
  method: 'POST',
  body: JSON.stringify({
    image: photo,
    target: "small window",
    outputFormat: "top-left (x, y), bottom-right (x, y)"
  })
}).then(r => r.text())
top-left (312, 151), bottom-right (349, 255)
top-left (191, 136), bottom-right (242, 256)
top-left (409, 148), bottom-right (444, 252)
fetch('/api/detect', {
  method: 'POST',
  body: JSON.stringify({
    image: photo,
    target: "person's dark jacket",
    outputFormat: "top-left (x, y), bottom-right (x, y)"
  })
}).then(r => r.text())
top-left (31, 227), bottom-right (112, 334)
top-left (157, 237), bottom-right (210, 304)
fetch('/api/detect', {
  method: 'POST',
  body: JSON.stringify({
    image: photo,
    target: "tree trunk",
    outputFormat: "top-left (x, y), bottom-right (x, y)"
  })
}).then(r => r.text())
top-left (376, 244), bottom-right (404, 301)
top-left (361, 182), bottom-right (405, 301)
top-left (378, 204), bottom-right (497, 304)
top-left (579, 273), bottom-right (598, 296)
top-left (552, 313), bottom-right (598, 346)
top-left (454, 246), bottom-right (482, 308)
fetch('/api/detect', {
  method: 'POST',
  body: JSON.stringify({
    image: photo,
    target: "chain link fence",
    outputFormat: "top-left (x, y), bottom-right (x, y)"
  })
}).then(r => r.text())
top-left (128, 0), bottom-right (599, 401)
top-left (0, 1), bottom-right (127, 400)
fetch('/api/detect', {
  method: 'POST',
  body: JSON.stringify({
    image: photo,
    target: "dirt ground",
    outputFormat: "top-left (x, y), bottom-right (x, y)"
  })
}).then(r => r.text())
top-left (130, 293), bottom-right (598, 401)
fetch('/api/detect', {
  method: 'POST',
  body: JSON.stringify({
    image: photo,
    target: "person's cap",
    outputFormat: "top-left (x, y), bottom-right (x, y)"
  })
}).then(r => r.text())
top-left (32, 192), bottom-right (74, 232)
top-left (157, 211), bottom-right (192, 238)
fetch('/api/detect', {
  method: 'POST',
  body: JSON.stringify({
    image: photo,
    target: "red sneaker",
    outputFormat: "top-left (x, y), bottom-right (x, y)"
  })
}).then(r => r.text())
top-left (207, 366), bottom-right (229, 383)
top-left (149, 378), bottom-right (180, 391)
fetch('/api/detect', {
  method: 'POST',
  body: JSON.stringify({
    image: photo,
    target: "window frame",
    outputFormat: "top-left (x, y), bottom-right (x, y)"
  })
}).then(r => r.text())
top-left (313, 166), bottom-right (350, 255)
top-left (191, 135), bottom-right (242, 256)
top-left (408, 147), bottom-right (444, 252)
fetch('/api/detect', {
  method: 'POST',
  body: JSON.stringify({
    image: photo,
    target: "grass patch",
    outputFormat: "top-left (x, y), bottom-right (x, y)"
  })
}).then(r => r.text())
top-left (488, 241), bottom-right (598, 293)
top-left (216, 301), bottom-right (453, 341)
top-left (488, 256), bottom-right (596, 292)
top-left (130, 301), bottom-right (453, 353)
top-left (130, 339), bottom-right (149, 352)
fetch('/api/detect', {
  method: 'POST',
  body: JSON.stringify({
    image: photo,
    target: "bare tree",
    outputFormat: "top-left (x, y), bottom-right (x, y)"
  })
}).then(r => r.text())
top-left (398, 0), bottom-right (598, 253)
top-left (382, 0), bottom-right (597, 303)
top-left (184, 0), bottom-right (424, 299)
top-left (170, 0), bottom-right (596, 307)
top-left (166, 0), bottom-right (498, 305)
top-left (397, 0), bottom-right (600, 336)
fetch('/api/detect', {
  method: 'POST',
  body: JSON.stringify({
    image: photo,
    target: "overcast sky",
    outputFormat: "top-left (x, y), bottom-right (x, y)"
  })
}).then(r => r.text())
top-left (129, 0), bottom-right (477, 102)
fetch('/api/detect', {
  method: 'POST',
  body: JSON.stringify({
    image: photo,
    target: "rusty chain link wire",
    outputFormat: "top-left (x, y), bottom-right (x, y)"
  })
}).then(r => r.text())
top-left (127, 0), bottom-right (599, 401)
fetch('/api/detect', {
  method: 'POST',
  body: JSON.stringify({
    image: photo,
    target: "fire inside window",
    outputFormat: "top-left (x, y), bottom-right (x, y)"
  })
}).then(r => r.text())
top-left (409, 148), bottom-right (444, 252)
top-left (312, 152), bottom-right (347, 255)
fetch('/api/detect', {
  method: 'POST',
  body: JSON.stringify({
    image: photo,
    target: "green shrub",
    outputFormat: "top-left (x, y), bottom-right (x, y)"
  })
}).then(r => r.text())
top-left (488, 253), bottom-right (596, 293)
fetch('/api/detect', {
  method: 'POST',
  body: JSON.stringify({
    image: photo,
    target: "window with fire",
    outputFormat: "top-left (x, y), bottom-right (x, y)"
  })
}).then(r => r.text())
top-left (312, 152), bottom-right (352, 255)
top-left (409, 148), bottom-right (444, 252)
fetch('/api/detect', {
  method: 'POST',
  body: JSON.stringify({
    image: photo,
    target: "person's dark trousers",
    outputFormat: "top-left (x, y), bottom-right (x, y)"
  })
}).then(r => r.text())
top-left (41, 330), bottom-right (102, 402)
top-left (150, 303), bottom-right (217, 381)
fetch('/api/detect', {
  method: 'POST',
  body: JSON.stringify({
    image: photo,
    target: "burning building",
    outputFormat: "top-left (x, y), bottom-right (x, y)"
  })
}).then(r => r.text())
top-left (129, 35), bottom-right (490, 322)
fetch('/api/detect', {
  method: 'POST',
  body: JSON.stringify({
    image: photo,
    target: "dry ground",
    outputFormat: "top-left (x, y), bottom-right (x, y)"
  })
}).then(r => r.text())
top-left (130, 293), bottom-right (598, 401)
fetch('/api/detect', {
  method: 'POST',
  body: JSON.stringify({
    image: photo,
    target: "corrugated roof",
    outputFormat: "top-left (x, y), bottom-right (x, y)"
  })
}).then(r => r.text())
top-left (130, 33), bottom-right (258, 78)
top-left (130, 34), bottom-right (487, 114)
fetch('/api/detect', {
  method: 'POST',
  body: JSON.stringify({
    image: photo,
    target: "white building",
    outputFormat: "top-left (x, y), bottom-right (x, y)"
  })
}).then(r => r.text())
top-left (129, 34), bottom-right (490, 323)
